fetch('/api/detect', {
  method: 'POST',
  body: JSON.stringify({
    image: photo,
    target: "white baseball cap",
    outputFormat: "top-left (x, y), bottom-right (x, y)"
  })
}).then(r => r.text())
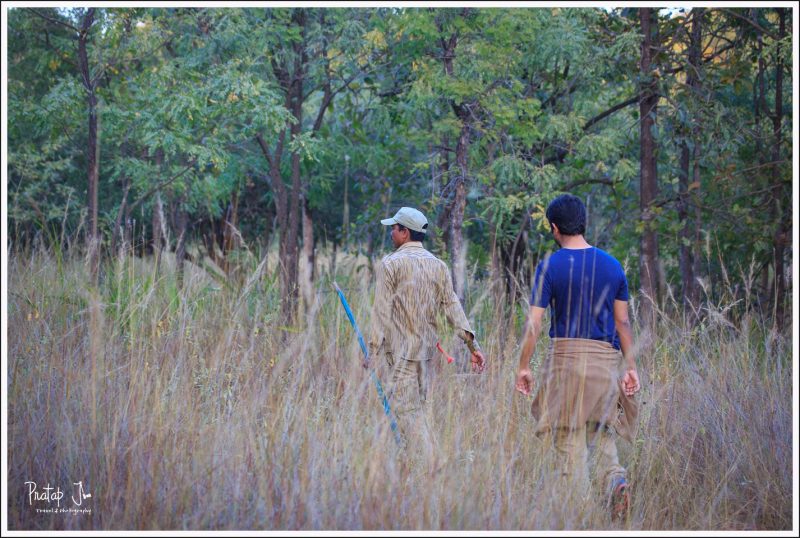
top-left (380, 207), bottom-right (428, 233)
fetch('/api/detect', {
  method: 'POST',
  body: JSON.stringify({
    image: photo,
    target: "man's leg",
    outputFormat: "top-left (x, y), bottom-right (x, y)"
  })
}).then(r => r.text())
top-left (389, 358), bottom-right (436, 469)
top-left (553, 425), bottom-right (591, 502)
top-left (416, 359), bottom-right (439, 463)
top-left (587, 423), bottom-right (628, 519)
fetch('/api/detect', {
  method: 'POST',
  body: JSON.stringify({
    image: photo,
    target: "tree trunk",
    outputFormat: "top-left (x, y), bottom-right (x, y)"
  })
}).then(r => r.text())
top-left (367, 229), bottom-right (377, 283)
top-left (437, 133), bottom-right (452, 255)
top-left (450, 119), bottom-right (469, 301)
top-left (87, 76), bottom-right (99, 265)
top-left (330, 240), bottom-right (337, 279)
top-left (500, 212), bottom-right (530, 301)
top-left (301, 196), bottom-right (315, 313)
top-left (436, 22), bottom-right (458, 260)
top-left (342, 156), bottom-right (350, 249)
top-left (638, 7), bottom-right (660, 326)
top-left (678, 141), bottom-right (692, 305)
top-left (691, 145), bottom-right (703, 304)
top-left (152, 192), bottom-right (163, 274)
top-left (123, 205), bottom-right (133, 257)
top-left (490, 218), bottom-right (502, 296)
top-left (438, 24), bottom-right (471, 303)
top-left (489, 217), bottom-right (508, 358)
top-left (175, 202), bottom-right (188, 289)
top-left (112, 179), bottom-right (130, 257)
top-left (152, 148), bottom-right (166, 277)
top-left (222, 190), bottom-right (239, 276)
top-left (770, 8), bottom-right (787, 330)
top-left (678, 8), bottom-right (702, 314)
top-left (256, 129), bottom-right (291, 318)
top-left (258, 135), bottom-right (288, 264)
top-left (254, 9), bottom-right (310, 328)
top-left (753, 9), bottom-right (770, 303)
top-left (282, 10), bottom-right (306, 326)
top-left (77, 8), bottom-right (99, 281)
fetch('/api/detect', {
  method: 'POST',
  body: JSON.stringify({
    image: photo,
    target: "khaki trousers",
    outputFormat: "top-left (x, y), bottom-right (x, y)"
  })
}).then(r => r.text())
top-left (385, 354), bottom-right (437, 466)
top-left (552, 422), bottom-right (626, 501)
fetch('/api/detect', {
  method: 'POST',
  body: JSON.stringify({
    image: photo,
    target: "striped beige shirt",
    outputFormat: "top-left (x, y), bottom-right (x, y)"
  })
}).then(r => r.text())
top-left (368, 241), bottom-right (475, 362)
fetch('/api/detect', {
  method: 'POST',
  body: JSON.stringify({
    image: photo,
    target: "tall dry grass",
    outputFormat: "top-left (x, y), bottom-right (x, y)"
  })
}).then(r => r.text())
top-left (6, 244), bottom-right (793, 530)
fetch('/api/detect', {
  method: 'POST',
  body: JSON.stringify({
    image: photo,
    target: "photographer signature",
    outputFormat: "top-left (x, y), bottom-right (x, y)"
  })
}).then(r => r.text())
top-left (24, 480), bottom-right (92, 508)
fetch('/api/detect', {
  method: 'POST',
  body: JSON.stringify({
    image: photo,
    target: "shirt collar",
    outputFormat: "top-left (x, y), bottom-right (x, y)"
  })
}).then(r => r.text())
top-left (397, 241), bottom-right (424, 251)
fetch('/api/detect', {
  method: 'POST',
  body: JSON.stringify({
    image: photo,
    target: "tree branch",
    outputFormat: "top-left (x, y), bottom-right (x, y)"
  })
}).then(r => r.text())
top-left (541, 77), bottom-right (579, 110)
top-left (76, 9), bottom-right (96, 92)
top-left (255, 133), bottom-right (275, 169)
top-left (127, 158), bottom-right (198, 213)
top-left (29, 8), bottom-right (80, 34)
top-left (23, 30), bottom-right (79, 69)
top-left (562, 177), bottom-right (615, 191)
top-left (90, 36), bottom-right (172, 87)
top-left (534, 95), bottom-right (641, 166)
top-left (311, 65), bottom-right (362, 133)
top-left (378, 86), bottom-right (404, 98)
top-left (665, 41), bottom-right (737, 76)
top-left (582, 94), bottom-right (641, 132)
top-left (720, 8), bottom-right (778, 40)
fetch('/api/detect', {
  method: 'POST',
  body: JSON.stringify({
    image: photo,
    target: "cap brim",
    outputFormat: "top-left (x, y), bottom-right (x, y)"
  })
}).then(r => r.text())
top-left (380, 218), bottom-right (397, 226)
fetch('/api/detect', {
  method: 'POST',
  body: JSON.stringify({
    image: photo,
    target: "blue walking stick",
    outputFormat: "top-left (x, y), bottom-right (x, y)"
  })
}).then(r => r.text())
top-left (333, 281), bottom-right (403, 447)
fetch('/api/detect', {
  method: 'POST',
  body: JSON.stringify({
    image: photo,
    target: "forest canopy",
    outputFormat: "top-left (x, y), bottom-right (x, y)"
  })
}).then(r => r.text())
top-left (5, 6), bottom-right (793, 327)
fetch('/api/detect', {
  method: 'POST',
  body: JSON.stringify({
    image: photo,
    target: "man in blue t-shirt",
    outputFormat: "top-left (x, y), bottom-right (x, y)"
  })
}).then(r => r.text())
top-left (515, 194), bottom-right (640, 520)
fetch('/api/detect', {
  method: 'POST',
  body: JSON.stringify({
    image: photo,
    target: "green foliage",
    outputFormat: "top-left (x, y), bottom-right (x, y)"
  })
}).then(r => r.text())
top-left (6, 6), bottom-right (792, 317)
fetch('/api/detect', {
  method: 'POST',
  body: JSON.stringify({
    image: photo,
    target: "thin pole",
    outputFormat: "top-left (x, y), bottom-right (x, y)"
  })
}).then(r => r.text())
top-left (333, 282), bottom-right (402, 447)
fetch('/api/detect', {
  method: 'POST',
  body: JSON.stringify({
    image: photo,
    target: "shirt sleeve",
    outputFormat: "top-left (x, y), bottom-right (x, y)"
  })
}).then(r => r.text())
top-left (616, 265), bottom-right (630, 301)
top-left (368, 260), bottom-right (394, 358)
top-left (530, 260), bottom-right (551, 308)
top-left (439, 263), bottom-right (475, 343)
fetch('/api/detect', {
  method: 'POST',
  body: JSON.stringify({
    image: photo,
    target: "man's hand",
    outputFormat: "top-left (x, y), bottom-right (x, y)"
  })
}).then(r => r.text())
top-left (622, 368), bottom-right (640, 396)
top-left (470, 350), bottom-right (486, 373)
top-left (515, 368), bottom-right (534, 395)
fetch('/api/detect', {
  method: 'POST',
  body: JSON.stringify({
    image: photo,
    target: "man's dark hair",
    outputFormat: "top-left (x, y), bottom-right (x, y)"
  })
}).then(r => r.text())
top-left (397, 223), bottom-right (426, 242)
top-left (546, 194), bottom-right (587, 236)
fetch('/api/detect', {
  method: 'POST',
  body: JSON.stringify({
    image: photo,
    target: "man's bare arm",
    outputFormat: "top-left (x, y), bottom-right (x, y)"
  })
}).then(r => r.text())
top-left (515, 306), bottom-right (546, 395)
top-left (614, 299), bottom-right (640, 395)
top-left (613, 300), bottom-right (635, 370)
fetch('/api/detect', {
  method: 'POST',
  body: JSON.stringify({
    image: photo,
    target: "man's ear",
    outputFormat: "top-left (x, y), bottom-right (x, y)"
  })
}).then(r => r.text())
top-left (551, 223), bottom-right (559, 235)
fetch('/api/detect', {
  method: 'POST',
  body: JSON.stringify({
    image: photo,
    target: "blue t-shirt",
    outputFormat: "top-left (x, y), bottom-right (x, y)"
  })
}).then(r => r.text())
top-left (530, 247), bottom-right (629, 349)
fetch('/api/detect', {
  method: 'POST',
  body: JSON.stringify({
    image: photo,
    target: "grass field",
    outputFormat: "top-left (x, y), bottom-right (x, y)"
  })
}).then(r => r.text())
top-left (5, 246), bottom-right (794, 530)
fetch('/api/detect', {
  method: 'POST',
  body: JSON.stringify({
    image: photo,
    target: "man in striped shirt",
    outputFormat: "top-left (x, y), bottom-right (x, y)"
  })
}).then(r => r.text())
top-left (368, 207), bottom-right (486, 458)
